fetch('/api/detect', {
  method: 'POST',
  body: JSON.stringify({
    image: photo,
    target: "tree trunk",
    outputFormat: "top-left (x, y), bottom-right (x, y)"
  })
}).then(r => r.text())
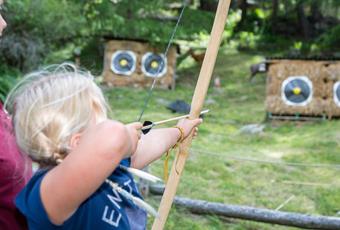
top-left (199, 0), bottom-right (218, 12)
top-left (283, 0), bottom-right (289, 17)
top-left (311, 0), bottom-right (322, 22)
top-left (271, 0), bottom-right (279, 33)
top-left (296, 1), bottom-right (311, 39)
top-left (272, 0), bottom-right (279, 20)
top-left (237, 0), bottom-right (248, 28)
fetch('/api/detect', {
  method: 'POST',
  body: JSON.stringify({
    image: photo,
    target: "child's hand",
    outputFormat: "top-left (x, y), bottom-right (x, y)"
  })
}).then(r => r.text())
top-left (176, 118), bottom-right (203, 140)
top-left (125, 122), bottom-right (142, 155)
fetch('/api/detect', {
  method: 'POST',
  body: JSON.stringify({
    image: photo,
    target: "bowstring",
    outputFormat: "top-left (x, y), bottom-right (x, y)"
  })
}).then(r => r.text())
top-left (137, 1), bottom-right (187, 122)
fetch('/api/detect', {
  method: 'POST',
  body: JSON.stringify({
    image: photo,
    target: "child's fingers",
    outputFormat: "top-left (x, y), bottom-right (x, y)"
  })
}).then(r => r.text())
top-left (193, 127), bottom-right (199, 137)
top-left (190, 118), bottom-right (203, 127)
top-left (137, 130), bottom-right (142, 140)
top-left (128, 122), bottom-right (143, 130)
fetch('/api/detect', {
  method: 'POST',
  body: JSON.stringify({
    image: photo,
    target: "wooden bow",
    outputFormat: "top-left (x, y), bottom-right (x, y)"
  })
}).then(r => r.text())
top-left (152, 0), bottom-right (232, 229)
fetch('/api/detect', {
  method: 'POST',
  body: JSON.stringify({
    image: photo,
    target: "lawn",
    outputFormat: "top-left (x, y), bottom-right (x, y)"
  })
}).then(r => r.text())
top-left (104, 48), bottom-right (340, 230)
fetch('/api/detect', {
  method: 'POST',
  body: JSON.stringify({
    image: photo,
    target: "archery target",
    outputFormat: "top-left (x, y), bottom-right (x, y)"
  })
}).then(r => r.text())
top-left (333, 81), bottom-right (340, 107)
top-left (111, 50), bottom-right (136, 76)
top-left (281, 76), bottom-right (313, 106)
top-left (141, 52), bottom-right (167, 78)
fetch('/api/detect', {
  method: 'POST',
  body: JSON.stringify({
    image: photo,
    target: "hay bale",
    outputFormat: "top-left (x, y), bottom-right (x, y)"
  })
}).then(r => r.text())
top-left (264, 60), bottom-right (340, 117)
top-left (266, 95), bottom-right (324, 116)
top-left (103, 40), bottom-right (177, 89)
top-left (266, 60), bottom-right (325, 98)
top-left (323, 62), bottom-right (340, 99)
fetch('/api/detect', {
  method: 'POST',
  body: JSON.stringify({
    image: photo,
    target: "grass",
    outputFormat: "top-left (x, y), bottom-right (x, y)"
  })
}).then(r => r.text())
top-left (104, 47), bottom-right (340, 229)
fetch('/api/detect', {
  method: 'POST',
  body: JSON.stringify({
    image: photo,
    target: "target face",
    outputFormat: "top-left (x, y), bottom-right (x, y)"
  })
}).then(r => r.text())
top-left (333, 81), bottom-right (340, 107)
top-left (141, 53), bottom-right (167, 78)
top-left (281, 76), bottom-right (313, 106)
top-left (111, 50), bottom-right (136, 76)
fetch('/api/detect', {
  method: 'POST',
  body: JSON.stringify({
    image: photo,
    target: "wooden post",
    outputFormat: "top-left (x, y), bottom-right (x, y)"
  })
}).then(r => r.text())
top-left (151, 1), bottom-right (232, 229)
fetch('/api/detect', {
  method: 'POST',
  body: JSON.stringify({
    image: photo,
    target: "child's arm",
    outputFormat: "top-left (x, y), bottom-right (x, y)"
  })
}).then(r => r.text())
top-left (131, 118), bottom-right (202, 169)
top-left (40, 121), bottom-right (142, 225)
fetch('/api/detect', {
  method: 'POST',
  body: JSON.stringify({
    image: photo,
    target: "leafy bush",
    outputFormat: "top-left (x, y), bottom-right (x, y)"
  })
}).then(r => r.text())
top-left (0, 0), bottom-right (85, 71)
top-left (0, 67), bottom-right (20, 103)
top-left (317, 24), bottom-right (340, 53)
top-left (0, 33), bottom-right (45, 71)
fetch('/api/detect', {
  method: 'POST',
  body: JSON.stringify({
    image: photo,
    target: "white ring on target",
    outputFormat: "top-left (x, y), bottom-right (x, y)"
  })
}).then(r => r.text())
top-left (111, 50), bottom-right (137, 76)
top-left (141, 52), bottom-right (167, 78)
top-left (281, 76), bottom-right (313, 106)
top-left (333, 81), bottom-right (340, 107)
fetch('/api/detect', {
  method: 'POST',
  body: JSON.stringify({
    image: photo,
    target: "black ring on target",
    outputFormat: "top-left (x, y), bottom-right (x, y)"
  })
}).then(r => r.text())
top-left (281, 76), bottom-right (313, 106)
top-left (141, 52), bottom-right (167, 78)
top-left (111, 50), bottom-right (136, 76)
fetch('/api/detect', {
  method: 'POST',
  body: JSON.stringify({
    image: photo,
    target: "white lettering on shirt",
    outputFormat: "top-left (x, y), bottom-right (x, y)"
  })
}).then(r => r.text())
top-left (102, 206), bottom-right (122, 227)
top-left (107, 189), bottom-right (122, 209)
top-left (102, 176), bottom-right (137, 227)
top-left (123, 179), bottom-right (132, 194)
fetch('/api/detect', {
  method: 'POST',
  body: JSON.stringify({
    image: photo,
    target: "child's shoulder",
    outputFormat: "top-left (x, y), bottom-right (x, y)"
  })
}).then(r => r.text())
top-left (15, 161), bottom-right (145, 229)
top-left (15, 169), bottom-right (55, 228)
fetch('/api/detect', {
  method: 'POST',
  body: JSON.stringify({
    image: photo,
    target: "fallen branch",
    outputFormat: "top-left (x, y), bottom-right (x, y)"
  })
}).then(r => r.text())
top-left (173, 197), bottom-right (340, 230)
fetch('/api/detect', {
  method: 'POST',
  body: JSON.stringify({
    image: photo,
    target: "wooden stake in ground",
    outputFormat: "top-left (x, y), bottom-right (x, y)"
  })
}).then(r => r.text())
top-left (151, 1), bottom-right (232, 229)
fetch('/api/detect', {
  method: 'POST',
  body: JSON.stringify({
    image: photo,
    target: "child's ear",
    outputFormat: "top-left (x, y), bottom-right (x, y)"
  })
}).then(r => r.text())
top-left (69, 133), bottom-right (82, 149)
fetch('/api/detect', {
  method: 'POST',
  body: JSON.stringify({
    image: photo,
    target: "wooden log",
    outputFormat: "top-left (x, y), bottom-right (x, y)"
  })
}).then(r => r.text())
top-left (174, 197), bottom-right (340, 230)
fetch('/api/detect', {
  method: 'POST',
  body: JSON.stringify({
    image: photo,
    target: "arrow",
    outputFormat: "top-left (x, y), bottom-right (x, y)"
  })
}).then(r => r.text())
top-left (141, 109), bottom-right (209, 134)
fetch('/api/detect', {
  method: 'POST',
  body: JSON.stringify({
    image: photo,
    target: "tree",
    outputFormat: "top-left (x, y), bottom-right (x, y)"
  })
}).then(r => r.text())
top-left (296, 0), bottom-right (312, 39)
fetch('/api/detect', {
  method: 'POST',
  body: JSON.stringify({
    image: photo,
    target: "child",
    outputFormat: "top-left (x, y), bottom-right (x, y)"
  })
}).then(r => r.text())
top-left (5, 63), bottom-right (202, 229)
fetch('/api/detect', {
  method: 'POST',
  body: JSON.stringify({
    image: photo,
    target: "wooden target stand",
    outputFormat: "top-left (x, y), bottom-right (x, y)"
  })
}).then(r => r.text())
top-left (264, 58), bottom-right (340, 120)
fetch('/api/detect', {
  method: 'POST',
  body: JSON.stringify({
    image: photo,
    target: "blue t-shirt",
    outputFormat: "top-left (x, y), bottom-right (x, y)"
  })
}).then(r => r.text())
top-left (16, 159), bottom-right (147, 230)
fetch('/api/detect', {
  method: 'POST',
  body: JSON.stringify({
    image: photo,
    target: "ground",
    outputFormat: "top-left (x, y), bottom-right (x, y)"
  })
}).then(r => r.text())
top-left (104, 48), bottom-right (340, 230)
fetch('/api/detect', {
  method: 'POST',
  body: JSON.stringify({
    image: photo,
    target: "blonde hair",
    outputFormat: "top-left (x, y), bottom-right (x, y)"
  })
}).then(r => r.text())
top-left (5, 63), bottom-right (108, 166)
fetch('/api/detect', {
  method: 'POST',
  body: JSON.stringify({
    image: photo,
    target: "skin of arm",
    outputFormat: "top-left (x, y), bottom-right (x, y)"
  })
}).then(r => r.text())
top-left (131, 127), bottom-right (180, 169)
top-left (40, 120), bottom-right (142, 225)
top-left (131, 118), bottom-right (202, 169)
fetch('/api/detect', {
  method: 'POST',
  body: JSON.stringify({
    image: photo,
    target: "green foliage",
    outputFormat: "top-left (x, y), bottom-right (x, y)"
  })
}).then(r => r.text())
top-left (0, 33), bottom-right (45, 71)
top-left (0, 0), bottom-right (85, 71)
top-left (235, 31), bottom-right (260, 50)
top-left (83, 1), bottom-right (216, 43)
top-left (317, 24), bottom-right (340, 53)
top-left (0, 66), bottom-right (20, 103)
top-left (0, 0), bottom-right (218, 72)
top-left (5, 0), bottom-right (85, 43)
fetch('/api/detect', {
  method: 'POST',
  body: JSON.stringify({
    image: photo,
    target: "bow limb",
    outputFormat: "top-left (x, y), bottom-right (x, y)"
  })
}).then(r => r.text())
top-left (152, 0), bottom-right (232, 229)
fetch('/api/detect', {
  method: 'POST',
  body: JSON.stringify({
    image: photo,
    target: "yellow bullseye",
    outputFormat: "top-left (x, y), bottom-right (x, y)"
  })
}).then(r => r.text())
top-left (119, 59), bottom-right (128, 67)
top-left (151, 61), bottom-right (159, 69)
top-left (292, 87), bottom-right (301, 95)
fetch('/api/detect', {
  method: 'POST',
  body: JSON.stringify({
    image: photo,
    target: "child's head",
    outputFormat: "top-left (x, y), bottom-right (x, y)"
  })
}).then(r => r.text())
top-left (5, 63), bottom-right (108, 166)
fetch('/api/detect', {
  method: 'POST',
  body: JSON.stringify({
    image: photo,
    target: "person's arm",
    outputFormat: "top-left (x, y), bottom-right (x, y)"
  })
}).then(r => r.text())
top-left (131, 118), bottom-right (202, 169)
top-left (40, 121), bottom-right (142, 225)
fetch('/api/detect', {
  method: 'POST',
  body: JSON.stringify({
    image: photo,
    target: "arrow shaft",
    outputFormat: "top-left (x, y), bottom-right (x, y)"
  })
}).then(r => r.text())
top-left (141, 109), bottom-right (209, 131)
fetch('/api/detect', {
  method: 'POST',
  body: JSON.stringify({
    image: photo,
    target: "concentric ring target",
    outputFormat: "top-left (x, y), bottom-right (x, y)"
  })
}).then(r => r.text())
top-left (281, 76), bottom-right (313, 106)
top-left (141, 53), bottom-right (167, 78)
top-left (111, 50), bottom-right (136, 76)
top-left (333, 81), bottom-right (340, 107)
